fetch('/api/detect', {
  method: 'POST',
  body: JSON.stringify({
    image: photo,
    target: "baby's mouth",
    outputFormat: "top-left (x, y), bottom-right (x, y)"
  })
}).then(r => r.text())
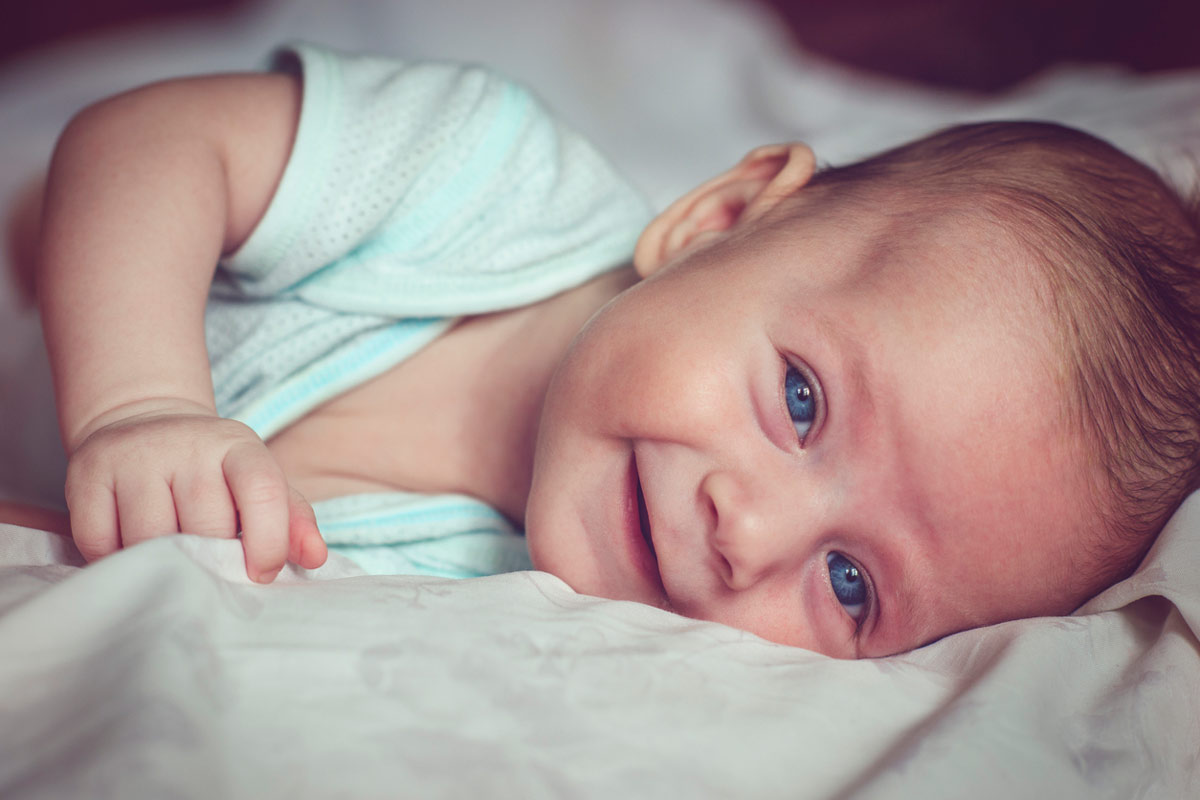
top-left (636, 477), bottom-right (656, 561)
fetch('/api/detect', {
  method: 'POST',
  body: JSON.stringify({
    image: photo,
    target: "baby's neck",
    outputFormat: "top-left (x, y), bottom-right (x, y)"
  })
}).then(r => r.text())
top-left (418, 263), bottom-right (638, 521)
top-left (266, 265), bottom-right (638, 524)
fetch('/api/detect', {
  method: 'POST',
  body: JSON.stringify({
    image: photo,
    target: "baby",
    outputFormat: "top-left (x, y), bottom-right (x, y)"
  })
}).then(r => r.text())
top-left (5, 45), bottom-right (1199, 659)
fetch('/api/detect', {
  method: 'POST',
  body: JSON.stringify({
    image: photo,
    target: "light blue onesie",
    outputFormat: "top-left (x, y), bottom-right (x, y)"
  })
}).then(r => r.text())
top-left (205, 43), bottom-right (651, 578)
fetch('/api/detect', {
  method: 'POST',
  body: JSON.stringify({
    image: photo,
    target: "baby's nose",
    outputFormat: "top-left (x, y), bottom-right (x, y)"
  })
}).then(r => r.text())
top-left (702, 469), bottom-right (819, 591)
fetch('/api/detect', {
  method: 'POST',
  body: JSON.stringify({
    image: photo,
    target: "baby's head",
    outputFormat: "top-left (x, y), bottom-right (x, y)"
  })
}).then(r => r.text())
top-left (525, 121), bottom-right (1200, 657)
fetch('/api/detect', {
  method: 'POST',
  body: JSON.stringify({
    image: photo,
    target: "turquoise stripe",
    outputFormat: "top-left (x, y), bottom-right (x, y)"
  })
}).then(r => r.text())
top-left (318, 503), bottom-right (511, 533)
top-left (340, 81), bottom-right (531, 265)
top-left (238, 317), bottom-right (446, 436)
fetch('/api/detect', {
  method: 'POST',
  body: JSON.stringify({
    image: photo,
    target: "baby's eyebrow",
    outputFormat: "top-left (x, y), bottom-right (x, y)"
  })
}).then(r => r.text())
top-left (808, 309), bottom-right (874, 420)
top-left (885, 535), bottom-right (991, 654)
top-left (863, 564), bottom-right (941, 656)
top-left (872, 507), bottom-right (943, 651)
top-left (892, 579), bottom-right (932, 646)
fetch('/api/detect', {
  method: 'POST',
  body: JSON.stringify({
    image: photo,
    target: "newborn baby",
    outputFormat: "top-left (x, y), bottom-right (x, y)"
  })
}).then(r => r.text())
top-left (7, 45), bottom-right (1199, 658)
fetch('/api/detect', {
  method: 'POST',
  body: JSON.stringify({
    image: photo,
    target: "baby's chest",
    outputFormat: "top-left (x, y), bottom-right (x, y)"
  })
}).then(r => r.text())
top-left (264, 321), bottom-right (479, 502)
top-left (263, 307), bottom-right (540, 504)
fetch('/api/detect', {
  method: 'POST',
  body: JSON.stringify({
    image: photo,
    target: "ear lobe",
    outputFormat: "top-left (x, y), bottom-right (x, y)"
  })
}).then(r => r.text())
top-left (633, 143), bottom-right (815, 277)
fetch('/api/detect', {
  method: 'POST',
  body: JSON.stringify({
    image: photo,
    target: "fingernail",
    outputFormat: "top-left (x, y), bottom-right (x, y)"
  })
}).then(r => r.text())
top-left (256, 567), bottom-right (282, 584)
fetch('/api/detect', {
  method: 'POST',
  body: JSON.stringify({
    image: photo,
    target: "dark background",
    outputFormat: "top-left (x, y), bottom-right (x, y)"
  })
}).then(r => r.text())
top-left (4, 0), bottom-right (1200, 93)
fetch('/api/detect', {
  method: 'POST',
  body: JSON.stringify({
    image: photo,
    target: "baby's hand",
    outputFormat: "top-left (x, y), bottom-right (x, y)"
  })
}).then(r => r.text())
top-left (65, 400), bottom-right (327, 582)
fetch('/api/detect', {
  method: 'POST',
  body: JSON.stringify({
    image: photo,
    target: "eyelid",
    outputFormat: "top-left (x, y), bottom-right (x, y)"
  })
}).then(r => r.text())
top-left (830, 550), bottom-right (877, 636)
top-left (850, 555), bottom-right (877, 636)
top-left (784, 355), bottom-right (827, 446)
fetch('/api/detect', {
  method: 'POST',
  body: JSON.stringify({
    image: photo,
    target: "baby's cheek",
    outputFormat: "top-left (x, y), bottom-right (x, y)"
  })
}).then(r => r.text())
top-left (522, 501), bottom-right (561, 575)
top-left (523, 473), bottom-right (585, 581)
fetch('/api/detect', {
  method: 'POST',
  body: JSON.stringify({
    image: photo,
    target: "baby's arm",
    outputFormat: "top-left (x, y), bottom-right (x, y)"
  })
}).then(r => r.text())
top-left (38, 73), bottom-right (326, 582)
top-left (0, 502), bottom-right (70, 536)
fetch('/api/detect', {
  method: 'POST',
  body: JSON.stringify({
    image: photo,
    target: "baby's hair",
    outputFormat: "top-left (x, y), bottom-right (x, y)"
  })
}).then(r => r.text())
top-left (806, 121), bottom-right (1200, 589)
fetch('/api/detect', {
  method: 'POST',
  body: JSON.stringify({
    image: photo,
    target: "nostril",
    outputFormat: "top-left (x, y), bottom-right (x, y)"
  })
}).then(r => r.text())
top-left (705, 502), bottom-right (736, 587)
top-left (702, 470), bottom-right (772, 591)
top-left (703, 472), bottom-right (745, 589)
top-left (717, 552), bottom-right (736, 588)
top-left (720, 551), bottom-right (764, 592)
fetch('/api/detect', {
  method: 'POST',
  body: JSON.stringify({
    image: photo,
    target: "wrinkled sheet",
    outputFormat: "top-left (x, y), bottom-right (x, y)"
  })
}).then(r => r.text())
top-left (1, 0), bottom-right (1199, 797)
top-left (2, 505), bottom-right (1198, 799)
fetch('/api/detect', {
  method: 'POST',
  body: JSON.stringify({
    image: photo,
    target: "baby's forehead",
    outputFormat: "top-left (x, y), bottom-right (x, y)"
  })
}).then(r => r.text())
top-left (879, 392), bottom-right (1109, 648)
top-left (777, 192), bottom-right (1059, 318)
top-left (886, 511), bottom-right (1113, 655)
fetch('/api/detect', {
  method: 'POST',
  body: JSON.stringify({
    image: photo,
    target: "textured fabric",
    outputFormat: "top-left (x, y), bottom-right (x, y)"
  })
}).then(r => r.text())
top-left (2, 491), bottom-right (1198, 798)
top-left (206, 42), bottom-right (651, 440)
top-left (312, 492), bottom-right (532, 577)
top-left (204, 43), bottom-right (649, 577)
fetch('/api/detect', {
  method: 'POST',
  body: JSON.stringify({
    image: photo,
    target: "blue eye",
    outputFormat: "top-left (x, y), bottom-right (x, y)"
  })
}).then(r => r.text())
top-left (784, 365), bottom-right (817, 440)
top-left (826, 552), bottom-right (868, 622)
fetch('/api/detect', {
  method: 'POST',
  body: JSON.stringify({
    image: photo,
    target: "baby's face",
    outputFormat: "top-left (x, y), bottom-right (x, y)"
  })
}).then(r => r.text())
top-left (526, 200), bottom-right (1102, 658)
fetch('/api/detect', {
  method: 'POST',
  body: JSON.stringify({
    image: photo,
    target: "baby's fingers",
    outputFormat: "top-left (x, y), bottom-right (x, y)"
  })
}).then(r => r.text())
top-left (64, 476), bottom-right (119, 562)
top-left (287, 487), bottom-right (327, 570)
top-left (223, 442), bottom-right (290, 583)
top-left (115, 474), bottom-right (179, 548)
top-left (173, 470), bottom-right (238, 539)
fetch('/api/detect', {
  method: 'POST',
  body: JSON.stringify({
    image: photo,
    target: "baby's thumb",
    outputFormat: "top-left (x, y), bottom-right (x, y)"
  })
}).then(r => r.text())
top-left (286, 487), bottom-right (327, 569)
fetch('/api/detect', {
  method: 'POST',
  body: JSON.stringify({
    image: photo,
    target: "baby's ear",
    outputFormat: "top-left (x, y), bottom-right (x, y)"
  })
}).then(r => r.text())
top-left (633, 143), bottom-right (815, 277)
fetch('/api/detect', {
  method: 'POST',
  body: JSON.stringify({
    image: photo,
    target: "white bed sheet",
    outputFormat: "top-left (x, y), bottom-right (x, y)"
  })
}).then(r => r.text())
top-left (1, 1), bottom-right (1198, 797)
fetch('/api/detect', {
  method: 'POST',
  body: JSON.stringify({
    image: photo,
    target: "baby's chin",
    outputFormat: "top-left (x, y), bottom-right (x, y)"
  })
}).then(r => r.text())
top-left (524, 515), bottom-right (645, 605)
top-left (521, 498), bottom-right (578, 585)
